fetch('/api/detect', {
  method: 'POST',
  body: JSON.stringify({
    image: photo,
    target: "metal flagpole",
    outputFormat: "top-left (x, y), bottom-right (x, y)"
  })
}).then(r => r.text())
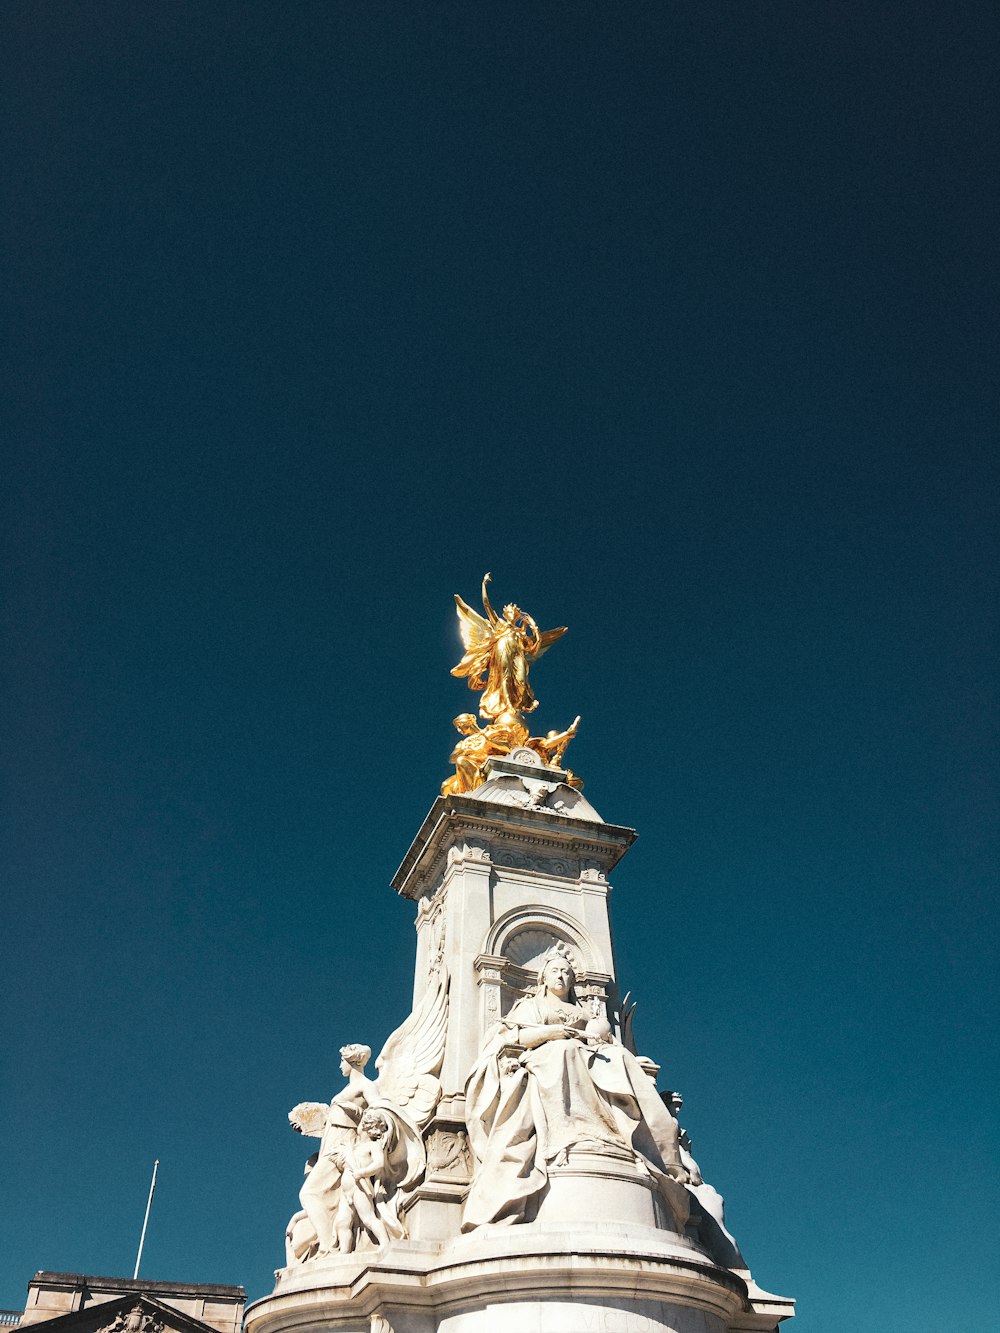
top-left (133, 1160), bottom-right (159, 1280)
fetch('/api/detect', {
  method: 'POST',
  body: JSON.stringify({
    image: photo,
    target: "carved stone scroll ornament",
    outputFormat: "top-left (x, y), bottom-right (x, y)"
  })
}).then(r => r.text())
top-left (283, 971), bottom-right (449, 1263)
top-left (462, 946), bottom-right (689, 1233)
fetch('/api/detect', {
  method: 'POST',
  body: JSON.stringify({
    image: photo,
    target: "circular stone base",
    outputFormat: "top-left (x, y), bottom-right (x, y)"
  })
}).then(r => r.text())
top-left (537, 1146), bottom-right (670, 1229)
top-left (251, 1224), bottom-right (757, 1333)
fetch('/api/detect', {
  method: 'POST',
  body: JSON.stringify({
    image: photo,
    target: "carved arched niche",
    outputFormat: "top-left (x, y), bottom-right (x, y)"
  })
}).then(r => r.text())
top-left (474, 910), bottom-right (613, 1037)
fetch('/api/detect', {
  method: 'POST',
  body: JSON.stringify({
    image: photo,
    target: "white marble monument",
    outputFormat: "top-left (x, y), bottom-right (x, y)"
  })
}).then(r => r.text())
top-left (245, 578), bottom-right (794, 1333)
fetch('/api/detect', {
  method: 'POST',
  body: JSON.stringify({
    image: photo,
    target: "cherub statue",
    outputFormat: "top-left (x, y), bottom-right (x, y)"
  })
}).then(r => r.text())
top-left (283, 971), bottom-right (449, 1262)
top-left (332, 1109), bottom-right (405, 1252)
top-left (451, 573), bottom-right (566, 720)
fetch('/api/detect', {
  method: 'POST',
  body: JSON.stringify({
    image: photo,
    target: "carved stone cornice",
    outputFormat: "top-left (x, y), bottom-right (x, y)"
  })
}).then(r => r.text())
top-left (391, 795), bottom-right (636, 901)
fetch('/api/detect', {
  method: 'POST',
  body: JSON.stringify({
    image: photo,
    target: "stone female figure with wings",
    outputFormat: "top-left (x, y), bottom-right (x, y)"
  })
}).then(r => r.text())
top-left (284, 970), bottom-right (449, 1262)
top-left (451, 573), bottom-right (567, 722)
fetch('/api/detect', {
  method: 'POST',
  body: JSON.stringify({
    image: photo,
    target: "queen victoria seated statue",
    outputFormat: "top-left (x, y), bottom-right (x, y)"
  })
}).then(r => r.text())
top-left (462, 943), bottom-right (690, 1233)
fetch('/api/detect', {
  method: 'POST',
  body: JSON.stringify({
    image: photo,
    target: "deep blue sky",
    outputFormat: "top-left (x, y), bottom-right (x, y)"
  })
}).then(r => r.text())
top-left (2, 5), bottom-right (997, 1330)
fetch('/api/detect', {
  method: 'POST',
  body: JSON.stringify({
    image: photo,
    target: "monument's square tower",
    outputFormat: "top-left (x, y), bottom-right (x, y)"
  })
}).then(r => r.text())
top-left (245, 579), bottom-right (794, 1333)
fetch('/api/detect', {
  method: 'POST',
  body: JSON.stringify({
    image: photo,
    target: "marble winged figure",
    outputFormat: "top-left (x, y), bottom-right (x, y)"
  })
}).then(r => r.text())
top-left (285, 970), bottom-right (449, 1262)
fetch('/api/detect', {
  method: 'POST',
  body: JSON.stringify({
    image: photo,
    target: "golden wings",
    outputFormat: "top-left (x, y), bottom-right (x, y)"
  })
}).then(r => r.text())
top-left (452, 572), bottom-right (567, 684)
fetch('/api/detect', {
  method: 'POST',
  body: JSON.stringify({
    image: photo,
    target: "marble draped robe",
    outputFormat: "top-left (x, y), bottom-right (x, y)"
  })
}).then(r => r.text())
top-left (462, 995), bottom-right (689, 1232)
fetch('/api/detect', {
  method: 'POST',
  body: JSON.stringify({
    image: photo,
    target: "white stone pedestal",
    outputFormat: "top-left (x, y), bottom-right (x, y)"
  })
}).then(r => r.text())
top-left (248, 1220), bottom-right (790, 1333)
top-left (252, 758), bottom-right (794, 1333)
top-left (538, 1146), bottom-right (669, 1228)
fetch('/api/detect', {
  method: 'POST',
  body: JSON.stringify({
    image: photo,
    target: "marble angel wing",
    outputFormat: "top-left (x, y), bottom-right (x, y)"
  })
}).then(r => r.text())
top-left (373, 971), bottom-right (450, 1129)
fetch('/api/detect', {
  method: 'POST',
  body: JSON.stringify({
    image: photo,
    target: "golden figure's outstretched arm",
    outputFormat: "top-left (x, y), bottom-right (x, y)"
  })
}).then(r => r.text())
top-left (480, 572), bottom-right (500, 626)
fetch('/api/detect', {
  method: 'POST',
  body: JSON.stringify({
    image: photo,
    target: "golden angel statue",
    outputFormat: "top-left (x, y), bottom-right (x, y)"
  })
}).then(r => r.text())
top-left (451, 573), bottom-right (566, 720)
top-left (444, 576), bottom-right (582, 796)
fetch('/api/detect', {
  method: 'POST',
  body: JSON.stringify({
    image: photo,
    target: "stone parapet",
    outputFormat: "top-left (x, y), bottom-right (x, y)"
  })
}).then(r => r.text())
top-left (17, 1276), bottom-right (244, 1333)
